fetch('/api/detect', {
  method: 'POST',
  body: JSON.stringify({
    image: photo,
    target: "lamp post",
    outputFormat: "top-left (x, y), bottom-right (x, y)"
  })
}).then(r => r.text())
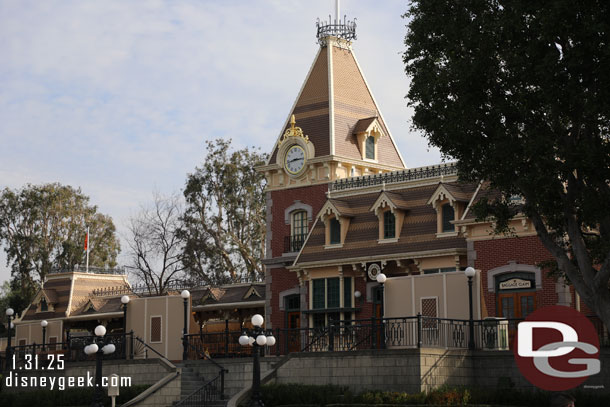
top-left (376, 273), bottom-right (387, 349)
top-left (181, 290), bottom-right (190, 361)
top-left (41, 320), bottom-right (48, 351)
top-left (5, 308), bottom-right (14, 361)
top-left (238, 314), bottom-right (276, 407)
top-left (464, 267), bottom-right (476, 350)
top-left (121, 295), bottom-right (130, 359)
top-left (84, 324), bottom-right (116, 407)
top-left (121, 295), bottom-right (130, 333)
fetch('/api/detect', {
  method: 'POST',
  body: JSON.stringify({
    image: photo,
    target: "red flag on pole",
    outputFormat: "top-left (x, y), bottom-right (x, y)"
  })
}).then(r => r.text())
top-left (84, 230), bottom-right (89, 252)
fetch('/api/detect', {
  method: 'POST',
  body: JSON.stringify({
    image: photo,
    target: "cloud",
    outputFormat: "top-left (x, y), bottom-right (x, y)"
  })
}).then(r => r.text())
top-left (0, 0), bottom-right (441, 284)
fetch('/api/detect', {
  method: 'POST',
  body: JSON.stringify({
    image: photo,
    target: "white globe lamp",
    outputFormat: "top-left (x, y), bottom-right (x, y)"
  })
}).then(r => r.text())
top-left (94, 325), bottom-right (106, 337)
top-left (251, 314), bottom-right (264, 328)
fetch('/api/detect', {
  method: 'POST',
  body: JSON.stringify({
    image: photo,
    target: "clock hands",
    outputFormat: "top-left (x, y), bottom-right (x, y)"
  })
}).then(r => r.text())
top-left (287, 157), bottom-right (303, 164)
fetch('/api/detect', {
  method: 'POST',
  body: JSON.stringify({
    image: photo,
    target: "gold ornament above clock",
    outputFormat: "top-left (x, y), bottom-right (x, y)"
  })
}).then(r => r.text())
top-left (277, 115), bottom-right (315, 178)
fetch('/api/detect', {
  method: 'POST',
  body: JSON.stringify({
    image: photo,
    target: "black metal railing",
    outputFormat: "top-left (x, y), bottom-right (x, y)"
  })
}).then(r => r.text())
top-left (284, 234), bottom-right (307, 253)
top-left (329, 163), bottom-right (458, 192)
top-left (185, 340), bottom-right (227, 400)
top-left (92, 276), bottom-right (264, 297)
top-left (49, 265), bottom-right (126, 275)
top-left (1, 331), bottom-right (134, 370)
top-left (180, 314), bottom-right (608, 359)
top-left (186, 332), bottom-right (254, 358)
top-left (175, 372), bottom-right (225, 407)
top-left (316, 15), bottom-right (357, 43)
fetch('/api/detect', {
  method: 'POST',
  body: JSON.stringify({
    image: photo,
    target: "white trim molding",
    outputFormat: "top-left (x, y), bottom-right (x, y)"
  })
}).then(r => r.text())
top-left (487, 261), bottom-right (541, 292)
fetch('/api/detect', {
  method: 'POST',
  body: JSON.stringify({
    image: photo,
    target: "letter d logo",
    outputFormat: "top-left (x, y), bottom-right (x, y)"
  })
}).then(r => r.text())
top-left (513, 305), bottom-right (600, 391)
top-left (518, 322), bottom-right (577, 357)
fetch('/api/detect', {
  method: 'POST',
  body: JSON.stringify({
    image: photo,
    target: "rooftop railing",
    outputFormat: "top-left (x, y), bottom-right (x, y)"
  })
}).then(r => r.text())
top-left (329, 162), bottom-right (458, 192)
top-left (49, 265), bottom-right (126, 275)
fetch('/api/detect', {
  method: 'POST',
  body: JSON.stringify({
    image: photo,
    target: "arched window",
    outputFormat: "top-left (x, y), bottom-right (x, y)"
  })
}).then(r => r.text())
top-left (383, 211), bottom-right (396, 239)
top-left (442, 204), bottom-right (455, 232)
top-left (40, 297), bottom-right (48, 312)
top-left (290, 210), bottom-right (308, 251)
top-left (365, 136), bottom-right (375, 159)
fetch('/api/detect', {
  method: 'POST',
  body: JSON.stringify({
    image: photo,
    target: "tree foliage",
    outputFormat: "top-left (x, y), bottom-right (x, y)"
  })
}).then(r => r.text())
top-left (404, 1), bottom-right (610, 325)
top-left (127, 192), bottom-right (185, 295)
top-left (0, 183), bottom-right (121, 287)
top-left (181, 139), bottom-right (267, 284)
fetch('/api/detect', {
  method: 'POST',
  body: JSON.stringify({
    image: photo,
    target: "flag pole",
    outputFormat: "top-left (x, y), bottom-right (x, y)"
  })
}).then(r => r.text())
top-left (86, 226), bottom-right (90, 273)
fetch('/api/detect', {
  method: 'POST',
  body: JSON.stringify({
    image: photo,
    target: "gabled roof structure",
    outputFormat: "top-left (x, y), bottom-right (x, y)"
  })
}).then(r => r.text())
top-left (265, 36), bottom-right (405, 169)
top-left (293, 173), bottom-right (480, 268)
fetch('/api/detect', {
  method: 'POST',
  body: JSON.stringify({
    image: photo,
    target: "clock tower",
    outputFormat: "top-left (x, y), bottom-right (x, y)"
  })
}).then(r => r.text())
top-left (257, 7), bottom-right (406, 331)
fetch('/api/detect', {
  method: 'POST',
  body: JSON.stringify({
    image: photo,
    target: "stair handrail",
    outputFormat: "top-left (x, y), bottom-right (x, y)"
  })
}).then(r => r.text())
top-left (186, 340), bottom-right (227, 398)
top-left (174, 370), bottom-right (224, 406)
top-left (186, 340), bottom-right (228, 373)
top-left (133, 336), bottom-right (176, 370)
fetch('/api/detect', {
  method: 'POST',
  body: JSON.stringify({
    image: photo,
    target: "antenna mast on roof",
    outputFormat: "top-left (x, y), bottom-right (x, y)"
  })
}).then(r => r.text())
top-left (335, 0), bottom-right (340, 23)
top-left (316, 0), bottom-right (356, 45)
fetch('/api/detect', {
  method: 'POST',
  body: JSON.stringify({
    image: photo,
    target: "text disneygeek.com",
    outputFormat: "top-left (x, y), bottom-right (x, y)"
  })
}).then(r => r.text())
top-left (4, 371), bottom-right (132, 391)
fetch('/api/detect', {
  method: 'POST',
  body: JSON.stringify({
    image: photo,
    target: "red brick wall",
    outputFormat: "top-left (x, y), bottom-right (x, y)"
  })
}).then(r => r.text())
top-left (354, 277), bottom-right (374, 321)
top-left (474, 235), bottom-right (558, 317)
top-left (268, 183), bottom-right (328, 330)
top-left (270, 183), bottom-right (328, 258)
top-left (269, 267), bottom-right (301, 329)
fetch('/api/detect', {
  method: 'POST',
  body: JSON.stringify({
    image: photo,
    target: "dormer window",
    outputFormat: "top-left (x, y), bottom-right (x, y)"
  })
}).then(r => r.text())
top-left (383, 211), bottom-right (396, 239)
top-left (35, 290), bottom-right (56, 313)
top-left (329, 218), bottom-right (341, 244)
top-left (365, 136), bottom-right (375, 160)
top-left (319, 199), bottom-right (353, 248)
top-left (442, 204), bottom-right (455, 232)
top-left (370, 191), bottom-right (407, 243)
top-left (427, 183), bottom-right (473, 237)
top-left (354, 117), bottom-right (384, 162)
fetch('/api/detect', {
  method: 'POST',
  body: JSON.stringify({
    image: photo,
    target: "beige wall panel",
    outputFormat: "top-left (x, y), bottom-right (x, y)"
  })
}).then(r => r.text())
top-left (167, 296), bottom-right (188, 361)
top-left (385, 272), bottom-right (481, 321)
top-left (385, 277), bottom-right (415, 318)
top-left (418, 256), bottom-right (456, 270)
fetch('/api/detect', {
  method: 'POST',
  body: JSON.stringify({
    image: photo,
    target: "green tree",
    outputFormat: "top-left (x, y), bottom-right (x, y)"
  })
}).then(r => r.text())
top-left (181, 139), bottom-right (267, 283)
top-left (0, 183), bottom-right (121, 288)
top-left (404, 1), bottom-right (610, 326)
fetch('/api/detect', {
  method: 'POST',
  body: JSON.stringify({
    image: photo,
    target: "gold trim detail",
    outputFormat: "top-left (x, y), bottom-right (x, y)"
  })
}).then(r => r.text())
top-left (279, 115), bottom-right (309, 145)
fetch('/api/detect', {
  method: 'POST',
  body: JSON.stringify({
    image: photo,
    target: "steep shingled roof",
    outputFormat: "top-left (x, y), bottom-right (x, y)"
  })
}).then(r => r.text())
top-left (267, 42), bottom-right (404, 168)
top-left (20, 271), bottom-right (129, 321)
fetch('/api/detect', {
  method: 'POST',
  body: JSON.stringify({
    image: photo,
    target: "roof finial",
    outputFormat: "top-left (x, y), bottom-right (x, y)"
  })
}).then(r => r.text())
top-left (316, 0), bottom-right (356, 45)
top-left (335, 0), bottom-right (340, 24)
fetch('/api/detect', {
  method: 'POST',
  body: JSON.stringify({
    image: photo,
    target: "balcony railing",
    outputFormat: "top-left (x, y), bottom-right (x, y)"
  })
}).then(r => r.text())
top-left (284, 234), bottom-right (307, 253)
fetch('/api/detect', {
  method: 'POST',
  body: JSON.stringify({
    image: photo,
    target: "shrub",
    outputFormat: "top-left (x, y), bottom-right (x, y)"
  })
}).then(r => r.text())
top-left (425, 386), bottom-right (470, 406)
top-left (0, 384), bottom-right (150, 407)
top-left (261, 383), bottom-right (350, 406)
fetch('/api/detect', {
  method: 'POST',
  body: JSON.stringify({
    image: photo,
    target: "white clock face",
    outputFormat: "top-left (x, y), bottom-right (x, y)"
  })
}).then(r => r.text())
top-left (285, 145), bottom-right (306, 175)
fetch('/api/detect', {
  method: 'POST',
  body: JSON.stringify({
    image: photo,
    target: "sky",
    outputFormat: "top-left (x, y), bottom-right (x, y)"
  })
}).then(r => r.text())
top-left (0, 0), bottom-right (442, 285)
